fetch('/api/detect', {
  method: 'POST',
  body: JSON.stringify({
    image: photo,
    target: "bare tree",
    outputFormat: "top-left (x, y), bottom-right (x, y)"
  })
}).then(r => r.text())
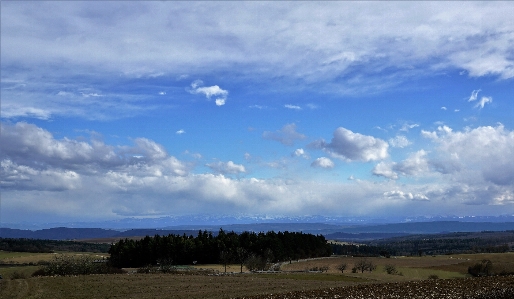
top-left (336, 263), bottom-right (347, 273)
top-left (355, 258), bottom-right (376, 273)
top-left (219, 250), bottom-right (231, 273)
top-left (235, 247), bottom-right (248, 273)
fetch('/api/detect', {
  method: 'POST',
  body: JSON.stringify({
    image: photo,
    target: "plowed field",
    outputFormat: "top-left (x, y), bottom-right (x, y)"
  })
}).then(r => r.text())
top-left (236, 276), bottom-right (514, 299)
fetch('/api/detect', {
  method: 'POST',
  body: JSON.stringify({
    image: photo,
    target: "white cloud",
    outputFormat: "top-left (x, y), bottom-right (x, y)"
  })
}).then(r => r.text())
top-left (475, 96), bottom-right (492, 109)
top-left (311, 157), bottom-right (334, 169)
top-left (285, 104), bottom-right (302, 110)
top-left (262, 123), bottom-right (306, 146)
top-left (3, 121), bottom-right (514, 223)
top-left (206, 161), bottom-right (246, 175)
top-left (176, 129), bottom-right (185, 135)
top-left (189, 80), bottom-right (228, 106)
top-left (372, 162), bottom-right (398, 180)
top-left (0, 122), bottom-right (189, 180)
top-left (428, 124), bottom-right (514, 186)
top-left (249, 105), bottom-right (267, 109)
top-left (389, 135), bottom-right (411, 148)
top-left (292, 148), bottom-right (309, 159)
top-left (441, 106), bottom-right (447, 110)
top-left (383, 190), bottom-right (429, 201)
top-left (393, 150), bottom-right (430, 176)
top-left (310, 127), bottom-right (389, 162)
top-left (468, 89), bottom-right (481, 102)
top-left (373, 150), bottom-right (430, 179)
top-left (399, 123), bottom-right (419, 132)
top-left (3, 2), bottom-right (514, 121)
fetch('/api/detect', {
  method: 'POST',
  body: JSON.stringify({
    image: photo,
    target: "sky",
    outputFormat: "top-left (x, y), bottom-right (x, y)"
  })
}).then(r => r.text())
top-left (1, 1), bottom-right (514, 225)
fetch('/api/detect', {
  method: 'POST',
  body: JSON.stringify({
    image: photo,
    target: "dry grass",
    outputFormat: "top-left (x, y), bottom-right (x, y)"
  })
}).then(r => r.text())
top-left (2, 253), bottom-right (514, 299)
top-left (0, 272), bottom-right (365, 299)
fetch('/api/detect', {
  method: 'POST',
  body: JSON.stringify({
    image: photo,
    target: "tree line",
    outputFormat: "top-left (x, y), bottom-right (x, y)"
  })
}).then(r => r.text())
top-left (368, 236), bottom-right (511, 256)
top-left (108, 229), bottom-right (332, 268)
top-left (0, 238), bottom-right (110, 254)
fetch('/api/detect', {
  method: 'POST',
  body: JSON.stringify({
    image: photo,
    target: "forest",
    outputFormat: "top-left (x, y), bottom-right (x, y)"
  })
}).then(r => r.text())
top-left (0, 237), bottom-right (110, 253)
top-left (108, 229), bottom-right (332, 268)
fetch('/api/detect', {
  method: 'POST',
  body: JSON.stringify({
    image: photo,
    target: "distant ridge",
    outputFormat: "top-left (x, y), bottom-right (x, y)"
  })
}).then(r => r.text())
top-left (2, 221), bottom-right (514, 240)
top-left (0, 228), bottom-right (200, 240)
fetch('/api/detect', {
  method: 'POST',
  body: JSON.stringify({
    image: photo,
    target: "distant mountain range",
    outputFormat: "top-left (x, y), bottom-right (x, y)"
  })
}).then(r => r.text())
top-left (2, 220), bottom-right (514, 241)
top-left (3, 214), bottom-right (514, 230)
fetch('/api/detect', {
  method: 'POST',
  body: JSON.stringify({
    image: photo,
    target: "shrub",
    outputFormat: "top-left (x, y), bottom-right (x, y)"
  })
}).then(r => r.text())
top-left (245, 254), bottom-right (268, 271)
top-left (428, 274), bottom-right (439, 280)
top-left (32, 254), bottom-right (124, 276)
top-left (468, 259), bottom-right (494, 277)
top-left (384, 264), bottom-right (398, 275)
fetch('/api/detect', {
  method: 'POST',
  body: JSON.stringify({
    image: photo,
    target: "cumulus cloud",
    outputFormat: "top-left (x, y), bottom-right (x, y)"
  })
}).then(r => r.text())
top-left (0, 122), bottom-right (189, 184)
top-left (372, 162), bottom-right (398, 180)
top-left (189, 80), bottom-right (228, 106)
top-left (373, 150), bottom-right (440, 180)
top-left (426, 124), bottom-right (514, 185)
top-left (310, 127), bottom-right (388, 162)
top-left (383, 190), bottom-right (429, 201)
top-left (3, 121), bottom-right (514, 223)
top-left (394, 150), bottom-right (430, 176)
top-left (206, 161), bottom-right (246, 175)
top-left (311, 157), bottom-right (334, 169)
top-left (262, 123), bottom-right (306, 146)
top-left (176, 129), bottom-right (185, 135)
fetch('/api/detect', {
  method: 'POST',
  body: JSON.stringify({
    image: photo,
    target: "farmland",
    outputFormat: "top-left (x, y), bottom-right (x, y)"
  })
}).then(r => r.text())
top-left (2, 252), bottom-right (514, 298)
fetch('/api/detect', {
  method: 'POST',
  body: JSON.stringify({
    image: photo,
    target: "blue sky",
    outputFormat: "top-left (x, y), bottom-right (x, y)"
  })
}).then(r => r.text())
top-left (1, 1), bottom-right (514, 224)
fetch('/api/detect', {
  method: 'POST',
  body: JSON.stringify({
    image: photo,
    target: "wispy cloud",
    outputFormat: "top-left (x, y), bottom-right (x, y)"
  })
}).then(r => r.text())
top-left (262, 123), bottom-right (306, 146)
top-left (475, 96), bottom-right (492, 109)
top-left (468, 89), bottom-right (481, 102)
top-left (284, 104), bottom-right (302, 110)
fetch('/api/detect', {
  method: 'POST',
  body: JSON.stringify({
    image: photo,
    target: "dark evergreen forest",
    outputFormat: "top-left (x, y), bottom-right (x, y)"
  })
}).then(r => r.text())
top-left (108, 229), bottom-right (332, 268)
top-left (0, 238), bottom-right (110, 253)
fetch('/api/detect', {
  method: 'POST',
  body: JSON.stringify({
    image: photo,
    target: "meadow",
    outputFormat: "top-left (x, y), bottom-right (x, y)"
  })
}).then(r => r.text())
top-left (1, 251), bottom-right (514, 298)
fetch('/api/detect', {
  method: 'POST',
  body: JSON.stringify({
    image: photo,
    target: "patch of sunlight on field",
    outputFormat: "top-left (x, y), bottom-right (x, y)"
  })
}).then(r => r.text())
top-left (393, 266), bottom-right (466, 280)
